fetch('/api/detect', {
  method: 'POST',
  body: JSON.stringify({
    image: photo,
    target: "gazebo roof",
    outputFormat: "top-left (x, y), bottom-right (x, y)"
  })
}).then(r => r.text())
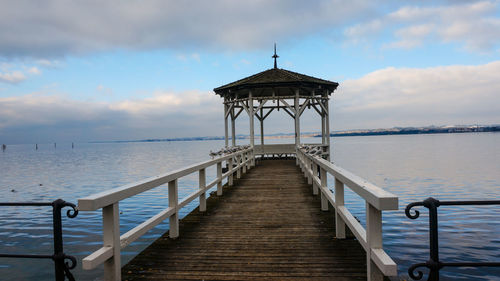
top-left (213, 67), bottom-right (338, 98)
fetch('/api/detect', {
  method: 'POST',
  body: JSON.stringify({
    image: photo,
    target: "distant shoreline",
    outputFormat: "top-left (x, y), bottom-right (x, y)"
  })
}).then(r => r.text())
top-left (91, 125), bottom-right (500, 144)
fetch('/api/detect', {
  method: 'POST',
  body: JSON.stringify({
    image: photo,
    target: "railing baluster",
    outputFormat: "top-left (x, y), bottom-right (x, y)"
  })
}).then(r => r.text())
top-left (103, 203), bottom-right (121, 281)
top-left (217, 162), bottom-right (223, 196)
top-left (243, 152), bottom-right (247, 174)
top-left (168, 179), bottom-right (179, 238)
top-left (335, 178), bottom-right (346, 239)
top-left (320, 166), bottom-right (328, 211)
top-left (228, 157), bottom-right (234, 186)
top-left (366, 202), bottom-right (383, 281)
top-left (199, 168), bottom-right (206, 212)
top-left (236, 155), bottom-right (241, 179)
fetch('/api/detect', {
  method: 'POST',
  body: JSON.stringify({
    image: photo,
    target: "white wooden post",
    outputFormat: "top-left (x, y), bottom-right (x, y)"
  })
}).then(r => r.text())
top-left (335, 178), bottom-right (346, 239)
top-left (224, 101), bottom-right (229, 147)
top-left (228, 158), bottom-right (234, 186)
top-left (217, 162), bottom-right (222, 196)
top-left (231, 106), bottom-right (236, 147)
top-left (249, 91), bottom-right (255, 148)
top-left (295, 91), bottom-right (301, 147)
top-left (366, 202), bottom-right (384, 281)
top-left (168, 179), bottom-right (179, 238)
top-left (199, 168), bottom-right (206, 212)
top-left (320, 166), bottom-right (328, 211)
top-left (103, 203), bottom-right (121, 281)
top-left (324, 95), bottom-right (331, 161)
top-left (307, 158), bottom-right (313, 185)
top-left (236, 155), bottom-right (241, 179)
top-left (242, 152), bottom-right (247, 174)
top-left (321, 109), bottom-right (326, 145)
top-left (260, 107), bottom-right (264, 146)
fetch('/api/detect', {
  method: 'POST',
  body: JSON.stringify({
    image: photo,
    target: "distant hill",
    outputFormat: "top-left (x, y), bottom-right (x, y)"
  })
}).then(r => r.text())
top-left (92, 124), bottom-right (499, 143)
top-left (327, 125), bottom-right (500, 137)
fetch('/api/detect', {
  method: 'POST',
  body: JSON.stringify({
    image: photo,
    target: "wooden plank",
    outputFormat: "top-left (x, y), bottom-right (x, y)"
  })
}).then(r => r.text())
top-left (122, 160), bottom-right (369, 280)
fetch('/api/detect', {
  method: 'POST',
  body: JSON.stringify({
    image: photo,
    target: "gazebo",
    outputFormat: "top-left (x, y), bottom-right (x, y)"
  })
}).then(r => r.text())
top-left (213, 46), bottom-right (338, 160)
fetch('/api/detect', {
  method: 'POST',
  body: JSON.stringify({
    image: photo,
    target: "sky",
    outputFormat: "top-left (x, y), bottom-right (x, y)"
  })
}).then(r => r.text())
top-left (0, 0), bottom-right (499, 144)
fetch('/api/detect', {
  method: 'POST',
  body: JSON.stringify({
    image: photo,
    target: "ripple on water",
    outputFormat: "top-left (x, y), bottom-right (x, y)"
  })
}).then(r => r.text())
top-left (0, 135), bottom-right (499, 280)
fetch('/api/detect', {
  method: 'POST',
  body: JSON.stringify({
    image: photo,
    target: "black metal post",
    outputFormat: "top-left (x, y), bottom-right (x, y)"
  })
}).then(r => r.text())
top-left (0, 199), bottom-right (78, 281)
top-left (406, 197), bottom-right (500, 281)
top-left (424, 197), bottom-right (440, 280)
top-left (53, 199), bottom-right (65, 281)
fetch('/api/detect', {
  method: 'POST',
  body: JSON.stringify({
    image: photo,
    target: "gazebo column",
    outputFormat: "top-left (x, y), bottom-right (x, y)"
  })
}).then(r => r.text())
top-left (260, 107), bottom-right (264, 145)
top-left (231, 106), bottom-right (236, 146)
top-left (324, 94), bottom-right (331, 160)
top-left (294, 89), bottom-right (301, 147)
top-left (224, 99), bottom-right (229, 147)
top-left (321, 109), bottom-right (326, 145)
top-left (249, 91), bottom-right (255, 148)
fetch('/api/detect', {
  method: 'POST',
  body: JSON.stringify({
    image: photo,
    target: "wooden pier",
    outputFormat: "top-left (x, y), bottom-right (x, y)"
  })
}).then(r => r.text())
top-left (122, 159), bottom-right (366, 280)
top-left (78, 146), bottom-right (398, 281)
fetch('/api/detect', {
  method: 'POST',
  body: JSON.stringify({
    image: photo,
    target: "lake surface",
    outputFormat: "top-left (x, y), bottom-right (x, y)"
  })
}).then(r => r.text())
top-left (0, 133), bottom-right (499, 280)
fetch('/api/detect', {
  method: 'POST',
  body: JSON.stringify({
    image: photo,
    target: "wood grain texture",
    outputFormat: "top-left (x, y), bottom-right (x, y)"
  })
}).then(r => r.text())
top-left (122, 159), bottom-right (367, 280)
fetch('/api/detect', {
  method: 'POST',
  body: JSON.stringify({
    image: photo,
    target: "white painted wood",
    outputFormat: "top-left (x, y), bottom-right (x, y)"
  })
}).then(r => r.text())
top-left (278, 98), bottom-right (295, 114)
top-left (82, 246), bottom-right (113, 270)
top-left (121, 206), bottom-right (176, 248)
top-left (335, 178), bottom-right (346, 239)
top-left (337, 206), bottom-right (367, 250)
top-left (224, 102), bottom-right (229, 147)
top-left (367, 202), bottom-right (384, 281)
top-left (242, 152), bottom-right (247, 174)
top-left (199, 168), bottom-right (206, 212)
top-left (260, 107), bottom-right (264, 146)
top-left (236, 155), bottom-right (241, 179)
top-left (254, 144), bottom-right (295, 155)
top-left (296, 147), bottom-right (398, 279)
top-left (324, 96), bottom-right (331, 160)
top-left (294, 90), bottom-right (301, 146)
top-left (78, 149), bottom-right (252, 211)
top-left (371, 248), bottom-right (397, 276)
top-left (311, 157), bottom-right (398, 211)
top-left (298, 98), bottom-right (310, 116)
top-left (217, 162), bottom-right (223, 196)
top-left (168, 179), bottom-right (179, 238)
top-left (249, 91), bottom-right (255, 147)
top-left (103, 203), bottom-right (121, 281)
top-left (231, 106), bottom-right (236, 146)
top-left (228, 158), bottom-right (234, 186)
top-left (320, 166), bottom-right (328, 211)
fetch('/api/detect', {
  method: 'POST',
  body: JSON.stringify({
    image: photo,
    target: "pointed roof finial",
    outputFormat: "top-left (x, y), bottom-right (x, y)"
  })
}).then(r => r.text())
top-left (272, 43), bottom-right (279, 69)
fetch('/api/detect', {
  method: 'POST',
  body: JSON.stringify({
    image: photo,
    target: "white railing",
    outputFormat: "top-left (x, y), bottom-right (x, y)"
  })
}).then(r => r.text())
top-left (296, 147), bottom-right (398, 281)
top-left (78, 148), bottom-right (254, 281)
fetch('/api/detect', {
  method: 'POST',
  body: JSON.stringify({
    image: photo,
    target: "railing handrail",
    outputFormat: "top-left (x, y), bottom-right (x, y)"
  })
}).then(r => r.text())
top-left (79, 147), bottom-right (253, 211)
top-left (0, 199), bottom-right (79, 281)
top-left (296, 146), bottom-right (398, 280)
top-left (305, 152), bottom-right (398, 210)
top-left (406, 197), bottom-right (500, 281)
top-left (78, 147), bottom-right (255, 280)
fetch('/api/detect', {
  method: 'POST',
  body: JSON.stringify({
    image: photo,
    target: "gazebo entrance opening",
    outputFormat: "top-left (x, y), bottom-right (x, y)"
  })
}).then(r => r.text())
top-left (213, 47), bottom-right (338, 160)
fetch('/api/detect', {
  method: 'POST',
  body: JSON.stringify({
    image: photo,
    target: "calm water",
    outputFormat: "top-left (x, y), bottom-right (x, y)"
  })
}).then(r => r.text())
top-left (0, 133), bottom-right (499, 280)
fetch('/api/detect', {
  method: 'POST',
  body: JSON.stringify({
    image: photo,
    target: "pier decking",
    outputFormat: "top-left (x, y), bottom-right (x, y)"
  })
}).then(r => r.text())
top-left (122, 159), bottom-right (367, 280)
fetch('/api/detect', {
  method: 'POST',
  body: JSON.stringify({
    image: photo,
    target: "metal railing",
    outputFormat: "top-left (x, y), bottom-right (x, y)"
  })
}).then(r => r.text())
top-left (296, 146), bottom-right (398, 281)
top-left (78, 147), bottom-right (254, 281)
top-left (406, 197), bottom-right (500, 280)
top-left (0, 199), bottom-right (79, 281)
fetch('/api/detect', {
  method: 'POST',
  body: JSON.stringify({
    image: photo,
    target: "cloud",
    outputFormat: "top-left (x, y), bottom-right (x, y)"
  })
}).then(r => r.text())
top-left (27, 66), bottom-right (41, 75)
top-left (0, 70), bottom-right (26, 83)
top-left (333, 61), bottom-right (500, 130)
top-left (0, 90), bottom-right (223, 143)
top-left (345, 1), bottom-right (500, 51)
top-left (0, 0), bottom-right (377, 58)
top-left (0, 63), bottom-right (41, 84)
